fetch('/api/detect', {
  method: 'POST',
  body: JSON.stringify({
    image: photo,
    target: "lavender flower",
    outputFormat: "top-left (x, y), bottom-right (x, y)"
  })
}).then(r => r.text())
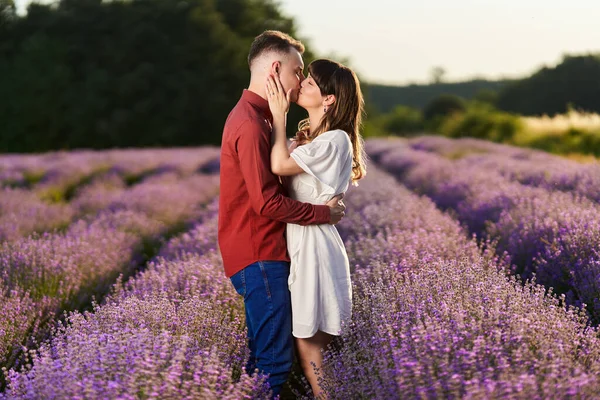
top-left (371, 136), bottom-right (600, 322)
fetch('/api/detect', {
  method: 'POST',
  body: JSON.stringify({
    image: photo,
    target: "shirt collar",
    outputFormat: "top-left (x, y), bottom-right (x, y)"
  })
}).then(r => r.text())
top-left (242, 89), bottom-right (273, 121)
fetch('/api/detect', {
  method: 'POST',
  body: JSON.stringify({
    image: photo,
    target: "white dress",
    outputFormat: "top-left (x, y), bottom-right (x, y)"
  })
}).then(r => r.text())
top-left (287, 129), bottom-right (353, 338)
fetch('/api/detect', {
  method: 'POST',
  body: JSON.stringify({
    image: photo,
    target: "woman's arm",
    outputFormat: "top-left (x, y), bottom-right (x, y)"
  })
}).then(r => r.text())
top-left (266, 74), bottom-right (304, 176)
top-left (271, 114), bottom-right (304, 176)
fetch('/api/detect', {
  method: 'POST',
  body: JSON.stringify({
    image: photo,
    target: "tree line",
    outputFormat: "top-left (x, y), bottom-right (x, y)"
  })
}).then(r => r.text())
top-left (367, 54), bottom-right (600, 117)
top-left (1, 0), bottom-right (598, 152)
top-left (0, 0), bottom-right (314, 152)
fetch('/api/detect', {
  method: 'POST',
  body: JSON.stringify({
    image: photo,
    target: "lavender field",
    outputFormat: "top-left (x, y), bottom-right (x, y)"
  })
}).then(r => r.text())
top-left (2, 139), bottom-right (600, 399)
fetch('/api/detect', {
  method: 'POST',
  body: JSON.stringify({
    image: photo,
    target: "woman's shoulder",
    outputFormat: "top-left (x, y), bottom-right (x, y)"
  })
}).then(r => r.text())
top-left (317, 129), bottom-right (349, 143)
top-left (317, 129), bottom-right (351, 151)
top-left (319, 128), bottom-right (346, 137)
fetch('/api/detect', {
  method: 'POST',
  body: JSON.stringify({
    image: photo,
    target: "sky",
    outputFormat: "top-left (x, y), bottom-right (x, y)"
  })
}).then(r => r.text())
top-left (13, 0), bottom-right (600, 85)
top-left (277, 0), bottom-right (600, 85)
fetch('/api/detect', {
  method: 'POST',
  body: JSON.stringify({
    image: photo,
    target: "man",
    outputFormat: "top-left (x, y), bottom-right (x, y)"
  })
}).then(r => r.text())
top-left (218, 30), bottom-right (345, 397)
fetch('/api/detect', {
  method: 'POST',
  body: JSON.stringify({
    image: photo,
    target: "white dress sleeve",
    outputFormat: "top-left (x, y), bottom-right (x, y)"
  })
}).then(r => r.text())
top-left (290, 130), bottom-right (350, 191)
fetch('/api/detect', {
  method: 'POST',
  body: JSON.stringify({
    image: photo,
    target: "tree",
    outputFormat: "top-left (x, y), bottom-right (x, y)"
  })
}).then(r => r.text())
top-left (430, 66), bottom-right (446, 84)
top-left (382, 106), bottom-right (423, 136)
top-left (0, 0), bottom-right (15, 19)
top-left (0, 0), bottom-right (16, 33)
top-left (423, 94), bottom-right (466, 121)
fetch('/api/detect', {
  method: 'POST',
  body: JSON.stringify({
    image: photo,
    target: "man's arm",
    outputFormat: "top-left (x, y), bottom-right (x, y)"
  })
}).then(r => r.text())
top-left (235, 120), bottom-right (340, 225)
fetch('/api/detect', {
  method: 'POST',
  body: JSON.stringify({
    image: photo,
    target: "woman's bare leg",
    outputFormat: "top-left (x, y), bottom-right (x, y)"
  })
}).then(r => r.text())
top-left (295, 330), bottom-right (334, 399)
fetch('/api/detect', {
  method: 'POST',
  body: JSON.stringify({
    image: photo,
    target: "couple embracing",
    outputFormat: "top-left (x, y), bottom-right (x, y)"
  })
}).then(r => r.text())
top-left (218, 30), bottom-right (366, 398)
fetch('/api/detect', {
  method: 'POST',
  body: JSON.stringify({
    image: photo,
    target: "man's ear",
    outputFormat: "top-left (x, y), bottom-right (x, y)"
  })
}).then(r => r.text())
top-left (271, 61), bottom-right (281, 76)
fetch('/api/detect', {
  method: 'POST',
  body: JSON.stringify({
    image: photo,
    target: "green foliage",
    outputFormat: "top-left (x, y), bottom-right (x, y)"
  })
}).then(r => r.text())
top-left (0, 0), bottom-right (303, 152)
top-left (362, 52), bottom-right (600, 159)
top-left (497, 54), bottom-right (600, 116)
top-left (0, 0), bottom-right (16, 26)
top-left (421, 94), bottom-right (467, 132)
top-left (423, 94), bottom-right (466, 121)
top-left (363, 94), bottom-right (523, 147)
top-left (473, 89), bottom-right (498, 106)
top-left (438, 104), bottom-right (522, 143)
top-left (381, 106), bottom-right (423, 136)
top-left (0, 35), bottom-right (72, 151)
top-left (361, 119), bottom-right (386, 138)
top-left (366, 53), bottom-right (600, 131)
top-left (365, 79), bottom-right (511, 113)
top-left (524, 128), bottom-right (600, 157)
top-left (357, 93), bottom-right (385, 138)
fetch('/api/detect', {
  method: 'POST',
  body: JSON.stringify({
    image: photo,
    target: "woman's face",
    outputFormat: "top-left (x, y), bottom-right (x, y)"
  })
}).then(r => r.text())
top-left (297, 74), bottom-right (324, 110)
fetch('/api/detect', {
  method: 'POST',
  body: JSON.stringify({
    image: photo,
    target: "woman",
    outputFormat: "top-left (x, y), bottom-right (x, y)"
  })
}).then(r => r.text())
top-left (265, 58), bottom-right (367, 398)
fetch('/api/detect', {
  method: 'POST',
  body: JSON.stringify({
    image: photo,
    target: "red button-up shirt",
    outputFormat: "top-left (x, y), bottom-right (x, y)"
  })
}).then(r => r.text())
top-left (218, 90), bottom-right (330, 278)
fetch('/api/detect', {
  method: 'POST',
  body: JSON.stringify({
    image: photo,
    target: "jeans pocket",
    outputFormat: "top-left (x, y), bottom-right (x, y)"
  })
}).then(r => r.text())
top-left (230, 269), bottom-right (246, 298)
top-left (259, 261), bottom-right (291, 299)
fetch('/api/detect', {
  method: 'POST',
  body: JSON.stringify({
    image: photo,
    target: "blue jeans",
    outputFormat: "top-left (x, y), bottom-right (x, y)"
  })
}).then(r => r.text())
top-left (230, 261), bottom-right (293, 397)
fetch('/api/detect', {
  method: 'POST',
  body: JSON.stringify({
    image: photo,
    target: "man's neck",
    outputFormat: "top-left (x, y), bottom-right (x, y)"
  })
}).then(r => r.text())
top-left (247, 79), bottom-right (267, 101)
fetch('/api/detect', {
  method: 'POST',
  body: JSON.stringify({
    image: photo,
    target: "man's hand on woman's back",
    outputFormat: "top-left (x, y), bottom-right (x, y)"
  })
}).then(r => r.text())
top-left (326, 194), bottom-right (346, 224)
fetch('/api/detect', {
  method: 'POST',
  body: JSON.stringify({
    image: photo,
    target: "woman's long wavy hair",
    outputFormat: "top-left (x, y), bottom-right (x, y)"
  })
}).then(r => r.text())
top-left (293, 59), bottom-right (367, 185)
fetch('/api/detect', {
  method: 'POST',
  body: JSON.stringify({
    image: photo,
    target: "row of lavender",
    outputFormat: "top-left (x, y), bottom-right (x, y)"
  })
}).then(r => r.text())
top-left (368, 137), bottom-right (600, 323)
top-left (408, 135), bottom-right (600, 203)
top-left (322, 167), bottom-right (600, 398)
top-left (0, 149), bottom-right (220, 379)
top-left (0, 147), bottom-right (221, 188)
top-left (0, 147), bottom-right (220, 242)
top-left (4, 166), bottom-right (600, 398)
top-left (2, 199), bottom-right (271, 399)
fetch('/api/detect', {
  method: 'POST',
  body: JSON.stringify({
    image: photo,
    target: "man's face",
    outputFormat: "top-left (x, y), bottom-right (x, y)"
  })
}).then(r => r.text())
top-left (277, 49), bottom-right (305, 103)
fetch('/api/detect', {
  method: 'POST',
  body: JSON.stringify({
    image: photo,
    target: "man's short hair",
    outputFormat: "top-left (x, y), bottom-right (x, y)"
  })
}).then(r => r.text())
top-left (248, 30), bottom-right (305, 68)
